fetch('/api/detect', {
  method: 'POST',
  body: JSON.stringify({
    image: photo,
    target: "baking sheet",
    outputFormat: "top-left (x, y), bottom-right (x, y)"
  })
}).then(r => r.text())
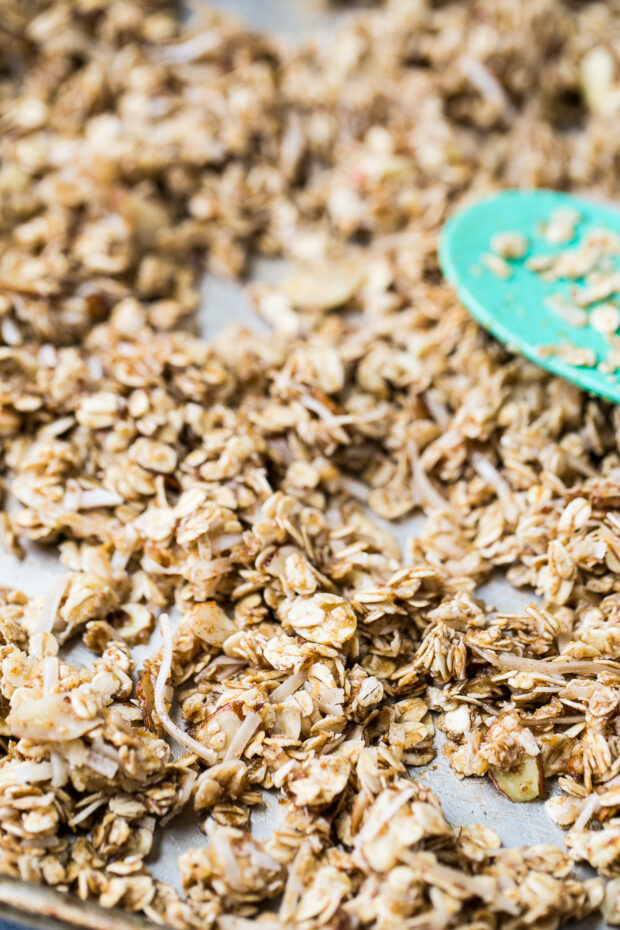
top-left (3, 256), bottom-right (596, 926)
top-left (0, 3), bottom-right (602, 928)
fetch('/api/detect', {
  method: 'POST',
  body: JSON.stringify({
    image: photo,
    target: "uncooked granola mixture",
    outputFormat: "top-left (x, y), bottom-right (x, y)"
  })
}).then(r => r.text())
top-left (2, 0), bottom-right (620, 927)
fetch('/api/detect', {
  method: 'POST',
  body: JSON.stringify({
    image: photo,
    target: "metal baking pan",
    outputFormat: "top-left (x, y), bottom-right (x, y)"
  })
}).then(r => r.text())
top-left (0, 3), bottom-right (601, 929)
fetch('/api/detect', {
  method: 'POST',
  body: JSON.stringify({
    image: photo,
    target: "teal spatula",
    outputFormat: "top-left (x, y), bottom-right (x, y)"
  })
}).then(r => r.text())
top-left (439, 189), bottom-right (620, 403)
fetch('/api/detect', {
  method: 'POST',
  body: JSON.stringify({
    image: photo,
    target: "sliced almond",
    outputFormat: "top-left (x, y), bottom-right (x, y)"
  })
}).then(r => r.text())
top-left (489, 755), bottom-right (544, 803)
top-left (281, 261), bottom-right (364, 310)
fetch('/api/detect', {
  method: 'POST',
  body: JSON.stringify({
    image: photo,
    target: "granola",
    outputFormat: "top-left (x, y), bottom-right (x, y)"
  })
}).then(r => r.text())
top-left (0, 0), bottom-right (620, 927)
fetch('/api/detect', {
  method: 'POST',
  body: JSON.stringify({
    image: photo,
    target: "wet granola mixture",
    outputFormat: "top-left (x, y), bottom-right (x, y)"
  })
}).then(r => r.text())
top-left (2, 0), bottom-right (620, 927)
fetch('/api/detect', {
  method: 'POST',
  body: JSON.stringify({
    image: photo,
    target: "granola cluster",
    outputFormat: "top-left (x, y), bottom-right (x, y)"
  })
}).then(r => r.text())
top-left (1, 0), bottom-right (620, 926)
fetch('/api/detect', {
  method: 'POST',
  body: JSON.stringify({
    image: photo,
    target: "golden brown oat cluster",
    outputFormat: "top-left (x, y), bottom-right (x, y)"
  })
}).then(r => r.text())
top-left (2, 0), bottom-right (620, 926)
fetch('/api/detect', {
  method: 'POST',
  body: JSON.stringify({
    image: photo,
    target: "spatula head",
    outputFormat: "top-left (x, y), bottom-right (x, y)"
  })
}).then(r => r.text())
top-left (439, 189), bottom-right (620, 403)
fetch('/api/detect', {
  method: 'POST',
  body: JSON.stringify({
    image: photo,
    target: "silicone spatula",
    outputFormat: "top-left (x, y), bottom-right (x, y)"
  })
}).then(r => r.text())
top-left (439, 189), bottom-right (620, 403)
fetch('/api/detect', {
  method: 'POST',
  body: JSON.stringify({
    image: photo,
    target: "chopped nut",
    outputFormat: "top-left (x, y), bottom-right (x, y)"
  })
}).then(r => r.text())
top-left (489, 756), bottom-right (545, 803)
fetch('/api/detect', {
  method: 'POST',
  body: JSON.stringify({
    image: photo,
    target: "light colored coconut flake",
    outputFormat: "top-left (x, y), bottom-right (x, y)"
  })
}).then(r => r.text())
top-left (154, 614), bottom-right (217, 766)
